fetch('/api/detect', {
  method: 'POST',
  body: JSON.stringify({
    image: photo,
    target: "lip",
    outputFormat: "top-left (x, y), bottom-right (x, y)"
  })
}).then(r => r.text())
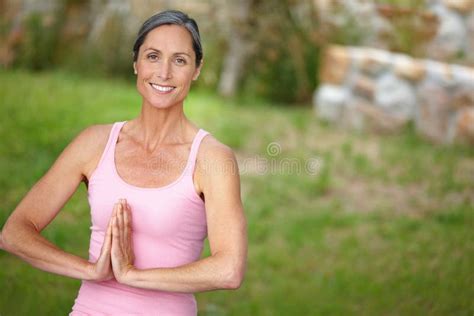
top-left (149, 83), bottom-right (176, 94)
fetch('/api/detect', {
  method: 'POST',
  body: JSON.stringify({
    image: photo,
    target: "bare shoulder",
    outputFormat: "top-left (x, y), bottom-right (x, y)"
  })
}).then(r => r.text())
top-left (197, 134), bottom-right (238, 169)
top-left (194, 133), bottom-right (242, 210)
top-left (77, 124), bottom-right (112, 147)
top-left (195, 133), bottom-right (239, 192)
top-left (68, 123), bottom-right (113, 180)
top-left (71, 124), bottom-right (112, 155)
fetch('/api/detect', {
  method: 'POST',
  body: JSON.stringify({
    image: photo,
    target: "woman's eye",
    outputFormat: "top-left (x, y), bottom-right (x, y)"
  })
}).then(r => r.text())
top-left (147, 54), bottom-right (158, 61)
top-left (176, 58), bottom-right (186, 65)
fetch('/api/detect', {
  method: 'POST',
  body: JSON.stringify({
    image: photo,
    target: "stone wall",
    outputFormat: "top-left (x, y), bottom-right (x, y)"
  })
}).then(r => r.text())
top-left (314, 0), bottom-right (474, 66)
top-left (426, 0), bottom-right (474, 64)
top-left (314, 45), bottom-right (474, 145)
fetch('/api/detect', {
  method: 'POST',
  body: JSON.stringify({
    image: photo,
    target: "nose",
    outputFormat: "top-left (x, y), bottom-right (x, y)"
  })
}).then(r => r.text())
top-left (157, 59), bottom-right (172, 80)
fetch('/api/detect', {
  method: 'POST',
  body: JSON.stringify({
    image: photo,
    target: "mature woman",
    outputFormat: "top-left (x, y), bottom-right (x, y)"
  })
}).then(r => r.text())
top-left (1, 10), bottom-right (247, 315)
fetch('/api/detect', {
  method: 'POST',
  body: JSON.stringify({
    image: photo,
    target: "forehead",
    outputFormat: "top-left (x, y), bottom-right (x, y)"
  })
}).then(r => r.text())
top-left (141, 24), bottom-right (194, 54)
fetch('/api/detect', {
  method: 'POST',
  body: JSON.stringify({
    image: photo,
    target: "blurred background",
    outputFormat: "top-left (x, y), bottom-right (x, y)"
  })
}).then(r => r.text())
top-left (0, 0), bottom-right (473, 315)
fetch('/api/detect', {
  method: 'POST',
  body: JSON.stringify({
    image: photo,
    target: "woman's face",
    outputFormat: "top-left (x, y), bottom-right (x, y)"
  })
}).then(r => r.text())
top-left (133, 24), bottom-right (201, 109)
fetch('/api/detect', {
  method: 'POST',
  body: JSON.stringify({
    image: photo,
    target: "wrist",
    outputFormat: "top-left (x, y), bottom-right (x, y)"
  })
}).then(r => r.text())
top-left (84, 262), bottom-right (97, 281)
top-left (118, 266), bottom-right (138, 286)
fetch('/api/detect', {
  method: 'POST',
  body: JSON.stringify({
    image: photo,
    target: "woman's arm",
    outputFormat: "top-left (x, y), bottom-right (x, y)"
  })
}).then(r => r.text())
top-left (2, 125), bottom-right (113, 281)
top-left (112, 141), bottom-right (247, 292)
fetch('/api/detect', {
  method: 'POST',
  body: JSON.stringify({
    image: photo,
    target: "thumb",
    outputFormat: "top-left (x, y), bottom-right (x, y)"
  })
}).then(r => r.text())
top-left (100, 214), bottom-right (114, 257)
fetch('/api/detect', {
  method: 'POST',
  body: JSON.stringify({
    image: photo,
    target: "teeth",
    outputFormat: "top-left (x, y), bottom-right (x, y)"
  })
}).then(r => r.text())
top-left (151, 84), bottom-right (174, 92)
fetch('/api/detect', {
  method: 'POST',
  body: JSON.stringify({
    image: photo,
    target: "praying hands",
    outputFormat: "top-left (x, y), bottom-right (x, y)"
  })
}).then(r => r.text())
top-left (90, 199), bottom-right (136, 283)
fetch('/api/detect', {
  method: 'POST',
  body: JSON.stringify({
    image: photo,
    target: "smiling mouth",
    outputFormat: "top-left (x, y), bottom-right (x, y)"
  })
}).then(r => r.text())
top-left (150, 83), bottom-right (176, 93)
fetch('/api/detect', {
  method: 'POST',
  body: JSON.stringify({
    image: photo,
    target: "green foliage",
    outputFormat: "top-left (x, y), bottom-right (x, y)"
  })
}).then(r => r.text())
top-left (250, 43), bottom-right (321, 103)
top-left (242, 1), bottom-right (321, 103)
top-left (91, 13), bottom-right (135, 78)
top-left (376, 2), bottom-right (436, 57)
top-left (196, 36), bottom-right (226, 90)
top-left (4, 0), bottom-right (323, 103)
top-left (375, 0), bottom-right (425, 8)
top-left (15, 12), bottom-right (63, 70)
top-left (0, 70), bottom-right (473, 315)
top-left (326, 9), bottom-right (367, 46)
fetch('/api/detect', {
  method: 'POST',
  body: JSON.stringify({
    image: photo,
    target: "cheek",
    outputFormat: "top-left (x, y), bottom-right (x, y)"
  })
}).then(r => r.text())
top-left (177, 70), bottom-right (197, 86)
top-left (137, 66), bottom-right (152, 79)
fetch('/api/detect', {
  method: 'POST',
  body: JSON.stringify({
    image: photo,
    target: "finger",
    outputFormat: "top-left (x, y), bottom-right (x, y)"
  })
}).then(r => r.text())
top-left (121, 199), bottom-right (130, 238)
top-left (118, 206), bottom-right (128, 255)
top-left (125, 202), bottom-right (132, 234)
top-left (111, 215), bottom-right (117, 238)
top-left (100, 205), bottom-right (117, 256)
top-left (120, 198), bottom-right (127, 217)
top-left (113, 201), bottom-right (120, 215)
top-left (124, 205), bottom-right (131, 241)
top-left (117, 204), bottom-right (126, 248)
top-left (109, 203), bottom-right (119, 228)
top-left (109, 202), bottom-right (119, 235)
top-left (123, 208), bottom-right (134, 261)
top-left (117, 203), bottom-right (124, 230)
top-left (102, 218), bottom-right (113, 254)
top-left (111, 217), bottom-right (121, 257)
top-left (110, 203), bottom-right (119, 237)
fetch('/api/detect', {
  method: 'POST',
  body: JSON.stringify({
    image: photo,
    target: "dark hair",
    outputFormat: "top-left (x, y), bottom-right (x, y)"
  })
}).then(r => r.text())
top-left (132, 10), bottom-right (203, 67)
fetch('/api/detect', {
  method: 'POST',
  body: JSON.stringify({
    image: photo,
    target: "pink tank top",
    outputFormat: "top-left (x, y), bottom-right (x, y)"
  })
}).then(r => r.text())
top-left (70, 121), bottom-right (209, 316)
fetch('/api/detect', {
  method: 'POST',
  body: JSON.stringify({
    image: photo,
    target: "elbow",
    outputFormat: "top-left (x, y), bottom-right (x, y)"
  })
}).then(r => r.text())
top-left (1, 221), bottom-right (24, 253)
top-left (1, 225), bottom-right (16, 253)
top-left (222, 266), bottom-right (245, 290)
top-left (226, 273), bottom-right (244, 290)
top-left (1, 228), bottom-right (14, 253)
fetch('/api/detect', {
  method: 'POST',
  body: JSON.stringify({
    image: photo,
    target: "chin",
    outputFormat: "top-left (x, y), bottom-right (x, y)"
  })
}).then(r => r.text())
top-left (148, 96), bottom-right (182, 109)
top-left (148, 100), bottom-right (174, 109)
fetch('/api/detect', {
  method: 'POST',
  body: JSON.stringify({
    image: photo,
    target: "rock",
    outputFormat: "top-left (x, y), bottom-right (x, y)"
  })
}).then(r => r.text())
top-left (416, 78), bottom-right (452, 142)
top-left (320, 45), bottom-right (351, 85)
top-left (428, 4), bottom-right (467, 60)
top-left (424, 60), bottom-right (455, 86)
top-left (341, 96), bottom-right (408, 133)
top-left (374, 72), bottom-right (416, 120)
top-left (354, 99), bottom-right (408, 132)
top-left (313, 40), bottom-right (473, 144)
top-left (443, 0), bottom-right (474, 13)
top-left (358, 49), bottom-right (392, 76)
top-left (353, 75), bottom-right (376, 99)
top-left (394, 55), bottom-right (426, 82)
top-left (371, 15), bottom-right (395, 49)
top-left (449, 107), bottom-right (474, 144)
top-left (341, 97), bottom-right (366, 131)
top-left (451, 85), bottom-right (474, 109)
top-left (465, 10), bottom-right (474, 63)
top-left (451, 64), bottom-right (474, 84)
top-left (451, 65), bottom-right (474, 110)
top-left (314, 84), bottom-right (349, 122)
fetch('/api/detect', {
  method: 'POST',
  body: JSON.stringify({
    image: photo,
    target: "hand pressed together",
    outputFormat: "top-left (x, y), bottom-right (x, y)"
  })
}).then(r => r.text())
top-left (90, 198), bottom-right (136, 283)
top-left (111, 199), bottom-right (136, 282)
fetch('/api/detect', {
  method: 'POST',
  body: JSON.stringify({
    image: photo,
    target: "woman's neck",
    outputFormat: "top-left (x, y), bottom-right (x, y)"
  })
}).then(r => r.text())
top-left (127, 101), bottom-right (194, 153)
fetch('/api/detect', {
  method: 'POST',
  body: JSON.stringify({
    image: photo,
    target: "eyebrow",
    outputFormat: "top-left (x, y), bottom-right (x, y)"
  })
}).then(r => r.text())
top-left (144, 47), bottom-right (192, 58)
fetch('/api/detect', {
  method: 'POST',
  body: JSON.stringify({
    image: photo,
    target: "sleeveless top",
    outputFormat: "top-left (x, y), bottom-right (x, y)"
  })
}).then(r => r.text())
top-left (70, 121), bottom-right (209, 316)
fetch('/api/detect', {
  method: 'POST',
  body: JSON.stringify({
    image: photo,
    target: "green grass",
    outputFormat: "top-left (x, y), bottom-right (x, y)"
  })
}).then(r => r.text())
top-left (0, 69), bottom-right (473, 315)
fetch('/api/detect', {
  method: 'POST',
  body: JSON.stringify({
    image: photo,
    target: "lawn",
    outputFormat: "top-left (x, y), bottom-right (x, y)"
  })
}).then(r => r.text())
top-left (0, 69), bottom-right (473, 315)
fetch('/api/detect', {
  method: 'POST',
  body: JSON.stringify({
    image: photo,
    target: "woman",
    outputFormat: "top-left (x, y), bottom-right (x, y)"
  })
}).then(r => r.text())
top-left (1, 10), bottom-right (247, 315)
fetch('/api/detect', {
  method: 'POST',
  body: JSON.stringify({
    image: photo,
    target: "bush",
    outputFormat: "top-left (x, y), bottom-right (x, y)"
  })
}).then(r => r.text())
top-left (241, 1), bottom-right (321, 103)
top-left (15, 12), bottom-right (63, 70)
